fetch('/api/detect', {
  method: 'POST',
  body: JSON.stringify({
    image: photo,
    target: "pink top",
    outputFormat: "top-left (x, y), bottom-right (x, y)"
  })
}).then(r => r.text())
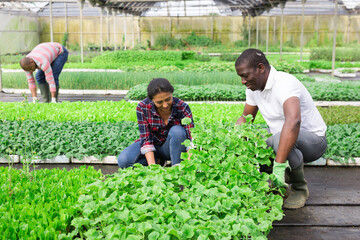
top-left (25, 42), bottom-right (64, 92)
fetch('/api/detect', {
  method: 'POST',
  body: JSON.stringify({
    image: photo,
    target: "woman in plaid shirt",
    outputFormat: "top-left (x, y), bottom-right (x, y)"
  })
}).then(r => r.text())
top-left (118, 78), bottom-right (194, 168)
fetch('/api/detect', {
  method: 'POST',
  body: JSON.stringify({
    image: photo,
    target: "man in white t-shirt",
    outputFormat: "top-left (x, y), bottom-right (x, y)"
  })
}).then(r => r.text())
top-left (235, 48), bottom-right (327, 209)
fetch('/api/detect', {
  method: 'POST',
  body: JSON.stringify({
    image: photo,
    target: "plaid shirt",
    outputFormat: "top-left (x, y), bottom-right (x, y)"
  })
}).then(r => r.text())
top-left (136, 97), bottom-right (194, 155)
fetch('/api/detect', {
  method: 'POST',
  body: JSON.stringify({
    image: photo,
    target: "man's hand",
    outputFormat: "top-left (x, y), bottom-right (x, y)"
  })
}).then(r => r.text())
top-left (272, 161), bottom-right (289, 188)
top-left (51, 98), bottom-right (57, 103)
top-left (32, 97), bottom-right (38, 103)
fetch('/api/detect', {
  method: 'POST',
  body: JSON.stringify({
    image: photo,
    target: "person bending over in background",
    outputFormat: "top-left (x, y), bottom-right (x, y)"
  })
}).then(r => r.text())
top-left (235, 48), bottom-right (327, 209)
top-left (19, 42), bottom-right (68, 103)
top-left (118, 78), bottom-right (194, 168)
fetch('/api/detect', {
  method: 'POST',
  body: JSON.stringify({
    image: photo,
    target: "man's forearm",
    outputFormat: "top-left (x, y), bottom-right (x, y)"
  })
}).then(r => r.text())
top-left (30, 88), bottom-right (37, 98)
top-left (275, 121), bottom-right (300, 163)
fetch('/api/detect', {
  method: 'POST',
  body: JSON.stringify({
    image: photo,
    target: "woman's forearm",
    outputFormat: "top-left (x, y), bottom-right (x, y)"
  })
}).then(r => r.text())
top-left (145, 151), bottom-right (156, 165)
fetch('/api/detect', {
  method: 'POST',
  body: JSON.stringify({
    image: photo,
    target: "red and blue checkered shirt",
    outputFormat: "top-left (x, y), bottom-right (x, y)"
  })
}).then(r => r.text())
top-left (136, 97), bottom-right (194, 155)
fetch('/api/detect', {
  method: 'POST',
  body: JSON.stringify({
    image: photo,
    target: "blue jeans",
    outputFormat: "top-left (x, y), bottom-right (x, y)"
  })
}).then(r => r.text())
top-left (36, 46), bottom-right (68, 86)
top-left (118, 125), bottom-right (187, 168)
top-left (266, 129), bottom-right (327, 169)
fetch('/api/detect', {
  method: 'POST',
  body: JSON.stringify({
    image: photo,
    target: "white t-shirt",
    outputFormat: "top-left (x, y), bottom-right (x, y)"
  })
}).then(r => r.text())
top-left (246, 66), bottom-right (327, 136)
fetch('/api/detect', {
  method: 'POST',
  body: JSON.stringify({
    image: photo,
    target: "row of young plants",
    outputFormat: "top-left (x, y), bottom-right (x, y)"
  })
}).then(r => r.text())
top-left (4, 50), bottom-right (360, 73)
top-left (0, 120), bottom-right (138, 160)
top-left (1, 101), bottom-right (359, 125)
top-left (2, 71), bottom-right (317, 91)
top-left (126, 82), bottom-right (360, 101)
top-left (1, 102), bottom-right (359, 162)
top-left (0, 118), bottom-right (284, 239)
top-left (0, 102), bottom-right (358, 239)
top-left (0, 119), bottom-right (358, 163)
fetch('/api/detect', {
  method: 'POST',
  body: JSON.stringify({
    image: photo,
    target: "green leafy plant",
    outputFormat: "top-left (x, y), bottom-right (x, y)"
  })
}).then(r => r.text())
top-left (154, 35), bottom-right (184, 49)
top-left (325, 123), bottom-right (360, 163)
top-left (219, 53), bottom-right (238, 62)
top-left (184, 32), bottom-right (216, 47)
top-left (0, 166), bottom-right (103, 239)
top-left (310, 48), bottom-right (360, 62)
top-left (195, 54), bottom-right (212, 62)
top-left (65, 120), bottom-right (283, 239)
top-left (126, 81), bottom-right (360, 101)
top-left (339, 68), bottom-right (356, 74)
top-left (61, 32), bottom-right (69, 47)
top-left (0, 120), bottom-right (138, 160)
top-left (181, 51), bottom-right (196, 60)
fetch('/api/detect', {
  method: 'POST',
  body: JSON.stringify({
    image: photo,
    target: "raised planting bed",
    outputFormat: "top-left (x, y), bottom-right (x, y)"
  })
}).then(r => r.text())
top-left (126, 82), bottom-right (360, 101)
top-left (0, 121), bottom-right (287, 239)
top-left (1, 102), bottom-right (360, 126)
top-left (0, 120), bottom-right (359, 166)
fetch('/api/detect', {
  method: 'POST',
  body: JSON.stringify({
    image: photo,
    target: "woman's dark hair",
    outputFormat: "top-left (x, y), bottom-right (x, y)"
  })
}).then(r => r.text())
top-left (147, 78), bottom-right (174, 99)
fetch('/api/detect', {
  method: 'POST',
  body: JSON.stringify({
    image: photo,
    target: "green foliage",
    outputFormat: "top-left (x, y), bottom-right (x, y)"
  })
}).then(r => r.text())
top-left (293, 74), bottom-right (315, 82)
top-left (153, 33), bottom-right (218, 49)
top-left (339, 68), bottom-right (356, 73)
top-left (93, 50), bottom-right (184, 64)
top-left (0, 54), bottom-right (24, 65)
top-left (219, 53), bottom-right (238, 62)
top-left (184, 32), bottom-right (216, 47)
top-left (0, 101), bottom-right (359, 163)
top-left (303, 81), bottom-right (360, 101)
top-left (325, 124), bottom-right (360, 163)
top-left (154, 35), bottom-right (184, 49)
top-left (234, 40), bottom-right (248, 48)
top-left (66, 121), bottom-right (283, 239)
top-left (61, 32), bottom-right (69, 47)
top-left (0, 120), bottom-right (138, 159)
top-left (310, 48), bottom-right (360, 61)
top-left (317, 106), bottom-right (360, 125)
top-left (308, 60), bottom-right (360, 70)
top-left (181, 51), bottom-right (196, 60)
top-left (308, 60), bottom-right (332, 70)
top-left (126, 83), bottom-right (246, 101)
top-left (183, 62), bottom-right (234, 72)
top-left (0, 166), bottom-right (103, 239)
top-left (68, 42), bottom-right (80, 52)
top-left (0, 102), bottom-right (359, 126)
top-left (126, 81), bottom-right (360, 101)
top-left (0, 101), bottom-right (138, 122)
top-left (195, 54), bottom-right (212, 62)
top-left (272, 61), bottom-right (305, 74)
top-left (306, 32), bottom-right (320, 48)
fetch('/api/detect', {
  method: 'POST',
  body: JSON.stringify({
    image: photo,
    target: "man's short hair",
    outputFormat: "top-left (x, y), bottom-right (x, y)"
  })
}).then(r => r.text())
top-left (235, 48), bottom-right (270, 70)
top-left (19, 57), bottom-right (32, 70)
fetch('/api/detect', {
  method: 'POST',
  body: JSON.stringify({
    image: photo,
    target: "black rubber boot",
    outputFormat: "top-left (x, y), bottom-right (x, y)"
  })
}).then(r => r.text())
top-left (38, 83), bottom-right (51, 103)
top-left (283, 162), bottom-right (309, 209)
top-left (285, 167), bottom-right (291, 184)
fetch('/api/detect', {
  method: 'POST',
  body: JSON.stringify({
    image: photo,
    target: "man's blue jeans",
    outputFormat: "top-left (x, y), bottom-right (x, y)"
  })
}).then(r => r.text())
top-left (35, 46), bottom-right (68, 86)
top-left (117, 125), bottom-right (187, 169)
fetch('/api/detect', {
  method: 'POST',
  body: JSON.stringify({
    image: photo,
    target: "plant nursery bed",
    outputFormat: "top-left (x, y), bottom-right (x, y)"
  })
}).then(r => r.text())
top-left (3, 155), bottom-right (360, 166)
top-left (0, 92), bottom-right (126, 102)
top-left (1, 164), bottom-right (359, 239)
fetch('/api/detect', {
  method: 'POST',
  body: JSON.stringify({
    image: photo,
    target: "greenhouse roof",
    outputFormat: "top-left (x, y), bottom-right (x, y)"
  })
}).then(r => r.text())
top-left (1, 0), bottom-right (359, 16)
